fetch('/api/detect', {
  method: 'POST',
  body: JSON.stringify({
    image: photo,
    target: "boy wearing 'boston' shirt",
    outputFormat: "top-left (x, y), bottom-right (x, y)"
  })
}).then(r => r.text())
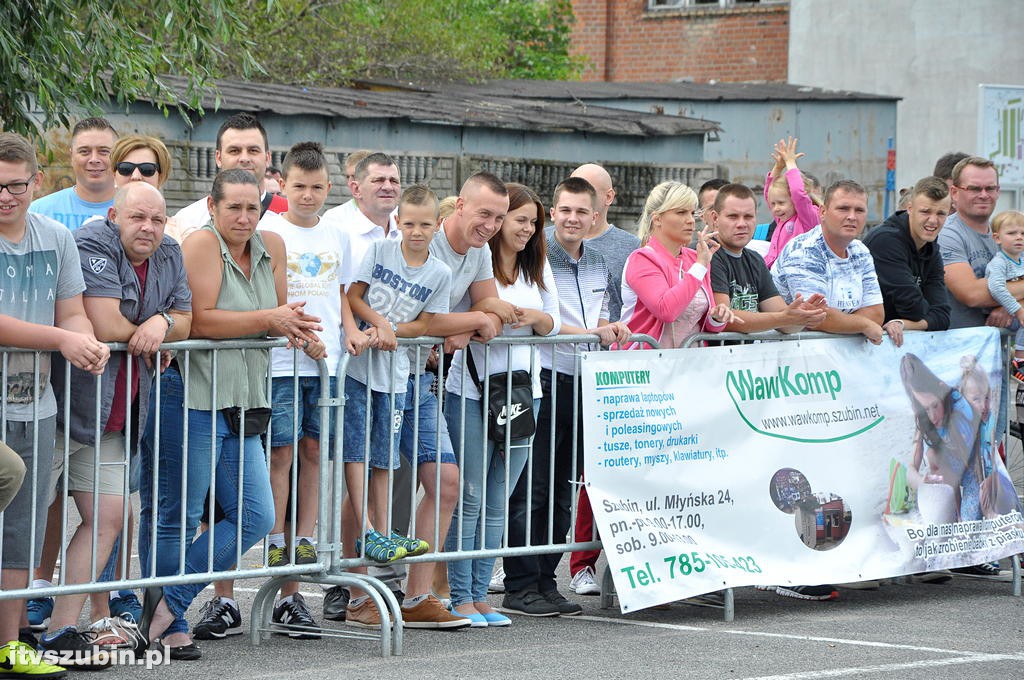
top-left (342, 185), bottom-right (454, 628)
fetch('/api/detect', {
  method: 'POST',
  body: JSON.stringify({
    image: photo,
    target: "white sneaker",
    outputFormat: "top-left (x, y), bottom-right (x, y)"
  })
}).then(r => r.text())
top-left (570, 566), bottom-right (601, 595)
top-left (488, 565), bottom-right (505, 594)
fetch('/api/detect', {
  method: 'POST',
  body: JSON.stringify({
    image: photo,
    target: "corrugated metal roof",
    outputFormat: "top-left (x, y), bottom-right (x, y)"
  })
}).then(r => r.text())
top-left (357, 78), bottom-right (901, 103)
top-left (155, 76), bottom-right (719, 137)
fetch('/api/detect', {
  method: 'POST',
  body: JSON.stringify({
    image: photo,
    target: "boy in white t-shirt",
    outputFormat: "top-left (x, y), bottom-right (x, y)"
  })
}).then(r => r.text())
top-left (259, 142), bottom-right (370, 637)
top-left (342, 186), bottom-right (456, 627)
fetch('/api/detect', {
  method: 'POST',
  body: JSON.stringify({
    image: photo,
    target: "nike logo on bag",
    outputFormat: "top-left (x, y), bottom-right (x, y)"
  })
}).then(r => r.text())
top-left (496, 403), bottom-right (527, 425)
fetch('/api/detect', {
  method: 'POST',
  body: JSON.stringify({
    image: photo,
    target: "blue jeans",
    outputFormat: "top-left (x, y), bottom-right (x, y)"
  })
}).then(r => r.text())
top-left (443, 395), bottom-right (537, 607)
top-left (139, 366), bottom-right (275, 631)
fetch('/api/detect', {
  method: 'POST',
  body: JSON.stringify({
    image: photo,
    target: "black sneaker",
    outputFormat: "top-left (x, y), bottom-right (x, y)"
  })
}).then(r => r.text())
top-left (775, 584), bottom-right (839, 601)
top-left (192, 597), bottom-right (243, 639)
top-left (951, 563), bottom-right (1010, 581)
top-left (39, 626), bottom-right (111, 668)
top-left (322, 586), bottom-right (349, 621)
top-left (272, 593), bottom-right (321, 640)
top-left (18, 626), bottom-right (38, 649)
top-left (497, 588), bottom-right (561, 617)
top-left (540, 589), bottom-right (582, 616)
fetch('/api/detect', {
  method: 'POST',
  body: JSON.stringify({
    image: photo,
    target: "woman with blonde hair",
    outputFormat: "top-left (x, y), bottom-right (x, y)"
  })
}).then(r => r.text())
top-left (620, 181), bottom-right (737, 347)
top-left (110, 135), bottom-right (172, 188)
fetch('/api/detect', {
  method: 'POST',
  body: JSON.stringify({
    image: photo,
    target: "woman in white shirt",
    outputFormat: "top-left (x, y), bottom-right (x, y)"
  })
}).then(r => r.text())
top-left (443, 183), bottom-right (561, 627)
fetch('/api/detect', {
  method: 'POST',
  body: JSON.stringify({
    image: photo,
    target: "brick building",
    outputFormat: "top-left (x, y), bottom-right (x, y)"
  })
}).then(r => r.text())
top-left (571, 0), bottom-right (789, 83)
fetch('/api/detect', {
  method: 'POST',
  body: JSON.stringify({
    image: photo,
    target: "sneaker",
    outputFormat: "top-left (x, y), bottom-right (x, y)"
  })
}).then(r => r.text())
top-left (86, 617), bottom-right (137, 649)
top-left (0, 640), bottom-right (67, 678)
top-left (294, 538), bottom-right (318, 565)
top-left (569, 566), bottom-right (601, 595)
top-left (775, 585), bottom-right (839, 601)
top-left (322, 586), bottom-right (349, 622)
top-left (498, 588), bottom-right (561, 617)
top-left (488, 565), bottom-right (505, 594)
top-left (540, 589), bottom-right (582, 616)
top-left (267, 542), bottom-right (287, 567)
top-left (192, 597), bottom-right (243, 640)
top-left (400, 596), bottom-right (472, 629)
top-left (26, 597), bottom-right (53, 632)
top-left (345, 599), bottom-right (381, 629)
top-left (356, 529), bottom-right (407, 564)
top-left (17, 628), bottom-right (38, 650)
top-left (38, 627), bottom-right (111, 668)
top-left (389, 532), bottom-right (429, 557)
top-left (271, 593), bottom-right (321, 640)
top-left (1013, 358), bottom-right (1024, 384)
top-left (108, 592), bottom-right (143, 625)
top-left (951, 563), bottom-right (1011, 581)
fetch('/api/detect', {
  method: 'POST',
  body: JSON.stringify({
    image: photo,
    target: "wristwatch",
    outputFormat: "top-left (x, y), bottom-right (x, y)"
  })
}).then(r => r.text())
top-left (160, 311), bottom-right (175, 336)
top-left (390, 321), bottom-right (398, 333)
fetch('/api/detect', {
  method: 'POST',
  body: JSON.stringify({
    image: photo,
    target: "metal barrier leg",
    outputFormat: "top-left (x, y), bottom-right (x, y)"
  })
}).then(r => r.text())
top-left (600, 564), bottom-right (616, 610)
top-left (723, 588), bottom-right (735, 622)
top-left (343, 574), bottom-right (402, 657)
top-left (250, 576), bottom-right (288, 645)
top-left (1014, 553), bottom-right (1021, 597)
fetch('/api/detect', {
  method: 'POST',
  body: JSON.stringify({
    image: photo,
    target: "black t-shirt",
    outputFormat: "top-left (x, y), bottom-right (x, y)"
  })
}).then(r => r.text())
top-left (710, 247), bottom-right (778, 311)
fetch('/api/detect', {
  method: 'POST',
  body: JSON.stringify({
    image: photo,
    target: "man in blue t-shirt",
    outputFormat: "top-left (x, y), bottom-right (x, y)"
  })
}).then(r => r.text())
top-left (31, 118), bottom-right (117, 231)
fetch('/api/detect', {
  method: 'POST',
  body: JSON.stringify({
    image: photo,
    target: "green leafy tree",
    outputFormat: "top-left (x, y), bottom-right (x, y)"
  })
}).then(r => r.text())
top-left (0, 0), bottom-right (264, 138)
top-left (222, 0), bottom-right (583, 86)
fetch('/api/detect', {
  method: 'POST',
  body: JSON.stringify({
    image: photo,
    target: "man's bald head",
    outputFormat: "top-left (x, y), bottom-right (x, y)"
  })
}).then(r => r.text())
top-left (112, 181), bottom-right (165, 214)
top-left (109, 182), bottom-right (167, 265)
top-left (570, 163), bottom-right (615, 234)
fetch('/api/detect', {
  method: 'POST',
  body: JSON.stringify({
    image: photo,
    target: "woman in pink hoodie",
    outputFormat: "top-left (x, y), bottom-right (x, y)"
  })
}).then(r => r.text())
top-left (621, 181), bottom-right (738, 348)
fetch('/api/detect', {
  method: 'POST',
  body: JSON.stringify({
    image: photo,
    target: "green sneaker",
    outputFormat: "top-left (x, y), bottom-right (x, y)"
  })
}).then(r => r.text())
top-left (267, 542), bottom-right (287, 567)
top-left (356, 529), bottom-right (407, 564)
top-left (390, 532), bottom-right (429, 557)
top-left (0, 640), bottom-right (67, 678)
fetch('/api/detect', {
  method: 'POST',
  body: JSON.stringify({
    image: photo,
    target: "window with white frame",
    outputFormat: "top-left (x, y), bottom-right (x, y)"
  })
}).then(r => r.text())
top-left (647, 0), bottom-right (786, 9)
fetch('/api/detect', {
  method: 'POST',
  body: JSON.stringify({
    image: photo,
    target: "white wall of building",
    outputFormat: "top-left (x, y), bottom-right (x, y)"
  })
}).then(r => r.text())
top-left (788, 0), bottom-right (1024, 205)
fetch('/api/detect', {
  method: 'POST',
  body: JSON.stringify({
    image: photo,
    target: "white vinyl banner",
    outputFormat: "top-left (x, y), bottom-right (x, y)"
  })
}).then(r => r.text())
top-left (581, 328), bottom-right (1024, 613)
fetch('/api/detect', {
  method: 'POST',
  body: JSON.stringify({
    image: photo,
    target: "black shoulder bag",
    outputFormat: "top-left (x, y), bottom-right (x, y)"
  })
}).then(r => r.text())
top-left (465, 347), bottom-right (536, 444)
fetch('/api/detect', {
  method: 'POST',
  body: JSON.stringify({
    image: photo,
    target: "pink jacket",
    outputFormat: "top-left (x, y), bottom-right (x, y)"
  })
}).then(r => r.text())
top-left (622, 237), bottom-right (725, 348)
top-left (763, 168), bottom-right (820, 268)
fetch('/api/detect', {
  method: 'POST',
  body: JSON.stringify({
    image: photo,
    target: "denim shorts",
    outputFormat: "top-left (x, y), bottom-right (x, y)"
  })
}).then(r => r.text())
top-left (270, 376), bottom-right (337, 448)
top-left (342, 376), bottom-right (405, 469)
top-left (401, 373), bottom-right (457, 466)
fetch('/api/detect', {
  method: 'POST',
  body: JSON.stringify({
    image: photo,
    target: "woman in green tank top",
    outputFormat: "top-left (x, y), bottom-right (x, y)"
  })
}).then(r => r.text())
top-left (138, 169), bottom-right (322, 653)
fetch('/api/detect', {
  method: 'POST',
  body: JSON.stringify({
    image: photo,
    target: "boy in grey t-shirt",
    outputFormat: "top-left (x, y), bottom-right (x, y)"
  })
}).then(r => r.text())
top-left (341, 185), bottom-right (452, 623)
top-left (0, 132), bottom-right (109, 672)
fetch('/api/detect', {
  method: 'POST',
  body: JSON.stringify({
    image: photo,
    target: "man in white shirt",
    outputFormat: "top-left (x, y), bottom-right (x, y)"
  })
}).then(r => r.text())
top-left (169, 113), bottom-right (287, 242)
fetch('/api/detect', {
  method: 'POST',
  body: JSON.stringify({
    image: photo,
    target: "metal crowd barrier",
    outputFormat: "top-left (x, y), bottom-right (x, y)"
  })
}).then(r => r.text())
top-left (4, 329), bottom-right (1020, 659)
top-left (252, 333), bottom-right (658, 656)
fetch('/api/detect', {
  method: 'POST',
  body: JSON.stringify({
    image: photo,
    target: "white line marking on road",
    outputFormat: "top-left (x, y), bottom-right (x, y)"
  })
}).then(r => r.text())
top-left (735, 654), bottom-right (1024, 680)
top-left (571, 614), bottom-right (1011, 657)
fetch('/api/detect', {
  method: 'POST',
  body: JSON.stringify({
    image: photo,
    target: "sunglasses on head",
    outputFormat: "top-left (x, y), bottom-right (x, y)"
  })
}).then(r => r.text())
top-left (115, 162), bottom-right (159, 177)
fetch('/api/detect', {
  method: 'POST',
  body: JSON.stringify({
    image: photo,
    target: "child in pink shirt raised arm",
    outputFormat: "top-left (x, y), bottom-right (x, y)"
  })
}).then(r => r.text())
top-left (763, 137), bottom-right (821, 268)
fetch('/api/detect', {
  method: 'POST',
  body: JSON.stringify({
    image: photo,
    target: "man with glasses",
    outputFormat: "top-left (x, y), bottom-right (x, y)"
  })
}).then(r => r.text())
top-left (939, 157), bottom-right (1009, 330)
top-left (31, 118), bottom-right (117, 231)
top-left (938, 156), bottom-right (1014, 580)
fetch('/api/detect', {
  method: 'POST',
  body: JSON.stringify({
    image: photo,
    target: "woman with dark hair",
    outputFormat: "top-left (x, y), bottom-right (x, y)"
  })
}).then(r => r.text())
top-left (137, 169), bottom-right (321, 657)
top-left (443, 183), bottom-right (560, 627)
top-left (900, 353), bottom-right (977, 522)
